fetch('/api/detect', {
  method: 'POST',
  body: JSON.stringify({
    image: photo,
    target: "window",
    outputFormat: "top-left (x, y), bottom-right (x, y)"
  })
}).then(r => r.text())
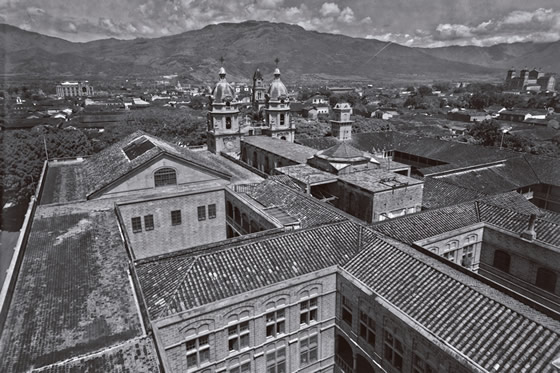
top-left (226, 117), bottom-right (232, 129)
top-left (171, 210), bottom-right (182, 226)
top-left (266, 309), bottom-right (286, 338)
top-left (300, 297), bottom-right (318, 325)
top-left (461, 245), bottom-right (474, 267)
top-left (144, 215), bottom-right (154, 231)
top-left (154, 168), bottom-right (177, 187)
top-left (536, 268), bottom-right (557, 293)
top-left (493, 250), bottom-right (510, 273)
top-left (266, 346), bottom-right (286, 373)
top-left (300, 334), bottom-right (318, 366)
top-left (131, 217), bottom-right (142, 233)
top-left (280, 114), bottom-right (285, 125)
top-left (229, 362), bottom-right (250, 373)
top-left (384, 330), bottom-right (403, 371)
top-left (228, 321), bottom-right (250, 352)
top-left (208, 204), bottom-right (216, 219)
top-left (198, 206), bottom-right (206, 221)
top-left (412, 352), bottom-right (435, 373)
top-left (359, 311), bottom-right (376, 347)
top-left (342, 296), bottom-right (353, 326)
top-left (186, 335), bottom-right (210, 370)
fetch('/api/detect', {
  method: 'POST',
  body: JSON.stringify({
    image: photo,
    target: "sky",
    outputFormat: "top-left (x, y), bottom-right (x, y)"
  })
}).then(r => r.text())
top-left (1, 0), bottom-right (560, 47)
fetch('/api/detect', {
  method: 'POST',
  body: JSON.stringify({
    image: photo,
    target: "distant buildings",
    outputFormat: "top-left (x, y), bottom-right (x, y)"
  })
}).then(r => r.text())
top-left (56, 81), bottom-right (94, 98)
top-left (504, 68), bottom-right (556, 93)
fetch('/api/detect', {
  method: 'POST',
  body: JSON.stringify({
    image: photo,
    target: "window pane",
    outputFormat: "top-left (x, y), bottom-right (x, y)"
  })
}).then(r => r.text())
top-left (199, 347), bottom-right (209, 363)
top-left (228, 325), bottom-right (237, 335)
top-left (310, 346), bottom-right (318, 362)
top-left (300, 313), bottom-right (308, 324)
top-left (360, 324), bottom-right (367, 338)
top-left (266, 324), bottom-right (274, 337)
top-left (310, 309), bottom-right (317, 321)
top-left (199, 335), bottom-right (208, 345)
top-left (266, 312), bottom-right (275, 322)
top-left (310, 298), bottom-right (317, 307)
top-left (144, 215), bottom-right (154, 230)
top-left (241, 362), bottom-right (250, 373)
top-left (395, 353), bottom-right (403, 370)
top-left (240, 334), bottom-right (249, 348)
top-left (155, 168), bottom-right (177, 187)
top-left (229, 338), bottom-right (238, 351)
top-left (208, 204), bottom-right (217, 219)
top-left (277, 321), bottom-right (285, 334)
top-left (186, 340), bottom-right (196, 351)
top-left (171, 210), bottom-right (181, 225)
top-left (198, 206), bottom-right (206, 221)
top-left (240, 321), bottom-right (249, 332)
top-left (186, 353), bottom-right (197, 367)
top-left (132, 217), bottom-right (142, 233)
top-left (277, 361), bottom-right (286, 373)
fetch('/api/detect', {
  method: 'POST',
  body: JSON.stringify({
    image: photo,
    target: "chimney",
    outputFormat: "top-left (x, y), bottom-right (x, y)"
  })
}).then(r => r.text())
top-left (520, 214), bottom-right (537, 241)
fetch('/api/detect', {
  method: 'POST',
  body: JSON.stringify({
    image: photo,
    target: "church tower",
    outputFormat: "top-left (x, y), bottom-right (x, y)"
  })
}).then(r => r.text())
top-left (330, 102), bottom-right (353, 141)
top-left (252, 68), bottom-right (266, 112)
top-left (207, 64), bottom-right (241, 154)
top-left (262, 60), bottom-right (295, 142)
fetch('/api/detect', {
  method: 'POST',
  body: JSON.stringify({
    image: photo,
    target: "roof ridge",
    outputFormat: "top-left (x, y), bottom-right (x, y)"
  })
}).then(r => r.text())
top-left (158, 257), bottom-right (199, 319)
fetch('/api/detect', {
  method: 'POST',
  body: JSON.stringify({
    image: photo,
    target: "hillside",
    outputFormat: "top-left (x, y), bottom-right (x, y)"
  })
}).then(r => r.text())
top-left (420, 41), bottom-right (560, 74)
top-left (1, 21), bottom-right (503, 82)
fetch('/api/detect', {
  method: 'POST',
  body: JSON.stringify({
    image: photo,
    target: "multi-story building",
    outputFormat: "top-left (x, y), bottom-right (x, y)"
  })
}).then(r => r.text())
top-left (56, 81), bottom-right (94, 97)
top-left (330, 102), bottom-right (353, 141)
top-left (504, 68), bottom-right (556, 92)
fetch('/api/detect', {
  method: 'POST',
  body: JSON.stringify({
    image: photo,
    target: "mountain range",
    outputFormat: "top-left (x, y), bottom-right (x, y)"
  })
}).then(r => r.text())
top-left (1, 21), bottom-right (559, 83)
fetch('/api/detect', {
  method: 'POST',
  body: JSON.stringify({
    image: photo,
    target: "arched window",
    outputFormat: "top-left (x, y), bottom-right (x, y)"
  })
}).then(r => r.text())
top-left (536, 268), bottom-right (557, 293)
top-left (154, 168), bottom-right (177, 187)
top-left (226, 117), bottom-right (232, 129)
top-left (493, 250), bottom-right (510, 273)
top-left (264, 156), bottom-right (270, 174)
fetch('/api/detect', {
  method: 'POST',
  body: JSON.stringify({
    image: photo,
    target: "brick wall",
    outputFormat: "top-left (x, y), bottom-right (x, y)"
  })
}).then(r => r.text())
top-left (118, 190), bottom-right (226, 259)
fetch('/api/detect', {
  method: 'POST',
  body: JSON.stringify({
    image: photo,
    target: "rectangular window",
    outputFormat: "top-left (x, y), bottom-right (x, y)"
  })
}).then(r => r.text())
top-left (144, 214), bottom-right (154, 231)
top-left (342, 296), bottom-right (353, 326)
top-left (229, 362), bottom-right (250, 373)
top-left (198, 206), bottom-right (206, 221)
top-left (266, 346), bottom-right (286, 373)
top-left (300, 297), bottom-right (318, 325)
top-left (208, 204), bottom-right (217, 219)
top-left (228, 321), bottom-right (250, 352)
top-left (171, 210), bottom-right (182, 225)
top-left (186, 335), bottom-right (210, 370)
top-left (300, 334), bottom-right (318, 366)
top-left (131, 217), bottom-right (142, 233)
top-left (359, 311), bottom-right (376, 347)
top-left (384, 330), bottom-right (403, 371)
top-left (266, 309), bottom-right (286, 338)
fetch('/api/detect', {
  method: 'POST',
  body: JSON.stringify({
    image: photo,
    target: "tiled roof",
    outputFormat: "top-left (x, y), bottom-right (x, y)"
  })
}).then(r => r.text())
top-left (0, 206), bottom-right (142, 373)
top-left (136, 221), bottom-right (364, 319)
top-left (40, 161), bottom-right (88, 204)
top-left (31, 337), bottom-right (160, 373)
top-left (344, 230), bottom-right (560, 373)
top-left (318, 141), bottom-right (367, 160)
top-left (372, 191), bottom-right (558, 247)
top-left (338, 169), bottom-right (423, 193)
top-left (242, 136), bottom-right (317, 164)
top-left (422, 177), bottom-right (487, 210)
top-left (239, 179), bottom-right (348, 229)
top-left (275, 164), bottom-right (337, 186)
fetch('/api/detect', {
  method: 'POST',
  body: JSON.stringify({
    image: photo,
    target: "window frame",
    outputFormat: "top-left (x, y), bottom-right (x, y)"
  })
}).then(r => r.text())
top-left (300, 297), bottom-right (318, 325)
top-left (299, 333), bottom-right (318, 366)
top-left (384, 329), bottom-right (404, 371)
top-left (266, 308), bottom-right (286, 338)
top-left (359, 310), bottom-right (376, 348)
top-left (493, 250), bottom-right (511, 273)
top-left (536, 267), bottom-right (557, 293)
top-left (144, 214), bottom-right (154, 231)
top-left (266, 345), bottom-right (286, 373)
top-left (171, 210), bottom-right (182, 226)
top-left (342, 296), bottom-right (353, 326)
top-left (131, 216), bottom-right (142, 233)
top-left (208, 204), bottom-right (217, 219)
top-left (228, 321), bottom-right (250, 352)
top-left (186, 335), bottom-right (210, 371)
top-left (412, 351), bottom-right (436, 373)
top-left (154, 167), bottom-right (177, 187)
top-left (198, 206), bottom-right (207, 221)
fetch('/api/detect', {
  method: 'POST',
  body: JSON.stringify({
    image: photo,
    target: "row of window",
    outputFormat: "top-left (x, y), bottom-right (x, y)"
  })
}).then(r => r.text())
top-left (185, 297), bottom-right (319, 371)
top-left (131, 205), bottom-right (216, 233)
top-left (493, 250), bottom-right (557, 293)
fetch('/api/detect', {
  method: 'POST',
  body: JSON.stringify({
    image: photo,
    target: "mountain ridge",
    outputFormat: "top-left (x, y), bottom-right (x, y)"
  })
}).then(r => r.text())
top-left (1, 21), bottom-right (557, 82)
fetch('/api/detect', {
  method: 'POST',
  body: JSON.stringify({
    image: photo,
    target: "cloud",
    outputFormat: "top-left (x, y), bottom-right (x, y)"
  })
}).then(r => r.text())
top-left (256, 0), bottom-right (284, 9)
top-left (431, 8), bottom-right (560, 46)
top-left (320, 2), bottom-right (340, 17)
top-left (338, 7), bottom-right (355, 23)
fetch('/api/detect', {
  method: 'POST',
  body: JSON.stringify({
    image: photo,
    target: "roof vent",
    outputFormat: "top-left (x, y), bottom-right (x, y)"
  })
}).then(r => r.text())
top-left (520, 213), bottom-right (537, 241)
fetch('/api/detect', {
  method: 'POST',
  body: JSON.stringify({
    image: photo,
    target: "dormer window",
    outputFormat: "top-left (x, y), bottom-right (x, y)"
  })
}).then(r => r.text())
top-left (154, 168), bottom-right (177, 187)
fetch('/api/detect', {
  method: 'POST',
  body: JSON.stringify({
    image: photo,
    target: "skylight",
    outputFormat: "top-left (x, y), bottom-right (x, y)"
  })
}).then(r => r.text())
top-left (123, 136), bottom-right (156, 160)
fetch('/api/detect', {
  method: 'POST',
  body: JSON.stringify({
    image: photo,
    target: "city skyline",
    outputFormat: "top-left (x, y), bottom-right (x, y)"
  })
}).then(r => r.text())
top-left (1, 0), bottom-right (559, 47)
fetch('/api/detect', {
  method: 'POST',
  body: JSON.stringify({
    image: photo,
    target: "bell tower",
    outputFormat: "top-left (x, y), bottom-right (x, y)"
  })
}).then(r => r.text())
top-left (330, 102), bottom-right (353, 141)
top-left (207, 59), bottom-right (241, 154)
top-left (252, 68), bottom-right (266, 112)
top-left (262, 58), bottom-right (295, 142)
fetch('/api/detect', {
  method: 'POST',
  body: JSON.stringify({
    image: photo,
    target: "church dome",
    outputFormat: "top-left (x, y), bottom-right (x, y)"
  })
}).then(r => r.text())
top-left (212, 67), bottom-right (236, 104)
top-left (268, 68), bottom-right (288, 101)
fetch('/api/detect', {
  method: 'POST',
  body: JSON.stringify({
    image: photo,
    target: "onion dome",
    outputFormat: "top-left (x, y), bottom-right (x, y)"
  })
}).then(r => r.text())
top-left (211, 67), bottom-right (236, 104)
top-left (267, 68), bottom-right (288, 101)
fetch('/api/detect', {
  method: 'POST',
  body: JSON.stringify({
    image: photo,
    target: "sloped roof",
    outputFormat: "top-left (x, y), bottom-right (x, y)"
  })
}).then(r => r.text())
top-left (136, 220), bottom-right (364, 319)
top-left (242, 136), bottom-right (317, 164)
top-left (422, 177), bottom-right (487, 210)
top-left (317, 141), bottom-right (367, 160)
top-left (344, 230), bottom-right (560, 373)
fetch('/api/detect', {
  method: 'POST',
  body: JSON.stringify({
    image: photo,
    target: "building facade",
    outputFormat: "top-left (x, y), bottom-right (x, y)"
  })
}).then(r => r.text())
top-left (330, 103), bottom-right (353, 141)
top-left (56, 81), bottom-right (94, 98)
top-left (262, 68), bottom-right (295, 142)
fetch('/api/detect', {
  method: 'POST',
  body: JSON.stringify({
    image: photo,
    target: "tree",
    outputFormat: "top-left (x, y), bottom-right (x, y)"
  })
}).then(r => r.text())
top-left (469, 92), bottom-right (490, 110)
top-left (466, 120), bottom-right (500, 146)
top-left (417, 86), bottom-right (432, 96)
